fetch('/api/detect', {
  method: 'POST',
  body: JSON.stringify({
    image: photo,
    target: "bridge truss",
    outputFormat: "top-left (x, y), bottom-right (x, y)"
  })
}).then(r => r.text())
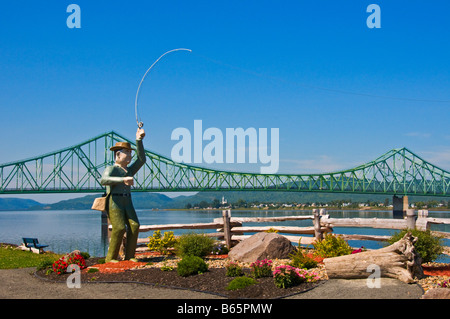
top-left (1, 131), bottom-right (449, 196)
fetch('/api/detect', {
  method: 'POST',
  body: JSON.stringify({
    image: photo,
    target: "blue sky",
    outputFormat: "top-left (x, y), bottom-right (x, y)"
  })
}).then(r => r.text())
top-left (1, 1), bottom-right (449, 203)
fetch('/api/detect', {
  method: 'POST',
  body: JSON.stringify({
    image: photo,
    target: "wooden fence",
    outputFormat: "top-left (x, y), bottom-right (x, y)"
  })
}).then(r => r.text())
top-left (108, 209), bottom-right (450, 253)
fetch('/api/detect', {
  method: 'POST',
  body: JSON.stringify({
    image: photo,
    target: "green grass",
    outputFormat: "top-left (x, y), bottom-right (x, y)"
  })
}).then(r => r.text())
top-left (0, 245), bottom-right (63, 269)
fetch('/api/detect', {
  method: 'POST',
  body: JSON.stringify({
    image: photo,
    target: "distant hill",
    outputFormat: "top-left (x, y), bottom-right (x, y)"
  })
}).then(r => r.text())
top-left (0, 198), bottom-right (44, 210)
top-left (40, 194), bottom-right (101, 210)
top-left (0, 192), bottom-right (448, 211)
top-left (0, 193), bottom-right (175, 211)
top-left (42, 193), bottom-right (175, 210)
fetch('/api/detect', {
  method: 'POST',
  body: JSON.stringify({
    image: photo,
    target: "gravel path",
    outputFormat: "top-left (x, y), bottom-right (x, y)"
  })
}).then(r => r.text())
top-left (0, 267), bottom-right (424, 299)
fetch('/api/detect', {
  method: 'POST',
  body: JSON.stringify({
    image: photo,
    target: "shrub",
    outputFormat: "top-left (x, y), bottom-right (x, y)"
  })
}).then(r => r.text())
top-left (176, 255), bottom-right (208, 277)
top-left (313, 234), bottom-right (353, 258)
top-left (147, 230), bottom-right (178, 254)
top-left (211, 243), bottom-right (229, 255)
top-left (80, 252), bottom-right (90, 260)
top-left (175, 232), bottom-right (215, 258)
top-left (250, 259), bottom-right (273, 278)
top-left (87, 267), bottom-right (99, 273)
top-left (226, 276), bottom-right (257, 290)
top-left (273, 265), bottom-right (302, 288)
top-left (273, 265), bottom-right (320, 289)
top-left (388, 229), bottom-right (444, 263)
top-left (226, 262), bottom-right (244, 277)
top-left (289, 248), bottom-right (318, 269)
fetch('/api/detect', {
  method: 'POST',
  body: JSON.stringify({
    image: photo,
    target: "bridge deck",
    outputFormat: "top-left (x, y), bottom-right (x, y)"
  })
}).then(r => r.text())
top-left (1, 131), bottom-right (449, 196)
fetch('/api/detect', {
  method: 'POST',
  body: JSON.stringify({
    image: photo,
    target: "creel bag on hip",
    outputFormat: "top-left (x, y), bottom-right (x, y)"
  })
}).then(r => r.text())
top-left (91, 193), bottom-right (110, 211)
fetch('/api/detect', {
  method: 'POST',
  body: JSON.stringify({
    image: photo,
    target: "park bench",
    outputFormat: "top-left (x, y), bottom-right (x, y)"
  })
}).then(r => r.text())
top-left (22, 237), bottom-right (49, 254)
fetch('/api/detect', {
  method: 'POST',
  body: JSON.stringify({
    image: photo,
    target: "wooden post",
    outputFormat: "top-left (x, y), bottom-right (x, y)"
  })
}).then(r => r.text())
top-left (416, 209), bottom-right (429, 231)
top-left (223, 209), bottom-right (232, 249)
top-left (313, 209), bottom-right (323, 240)
top-left (418, 209), bottom-right (428, 218)
top-left (421, 209), bottom-right (429, 230)
top-left (406, 209), bottom-right (417, 229)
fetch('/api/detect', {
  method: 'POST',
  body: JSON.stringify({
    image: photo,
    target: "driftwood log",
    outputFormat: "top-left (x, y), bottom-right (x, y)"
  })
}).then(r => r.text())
top-left (323, 232), bottom-right (424, 283)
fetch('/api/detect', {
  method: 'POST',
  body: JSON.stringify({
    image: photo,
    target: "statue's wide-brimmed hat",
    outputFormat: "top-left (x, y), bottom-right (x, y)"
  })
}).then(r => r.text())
top-left (110, 142), bottom-right (135, 151)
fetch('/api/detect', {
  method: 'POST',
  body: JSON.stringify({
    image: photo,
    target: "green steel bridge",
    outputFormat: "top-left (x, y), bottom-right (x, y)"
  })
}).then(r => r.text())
top-left (1, 131), bottom-right (449, 196)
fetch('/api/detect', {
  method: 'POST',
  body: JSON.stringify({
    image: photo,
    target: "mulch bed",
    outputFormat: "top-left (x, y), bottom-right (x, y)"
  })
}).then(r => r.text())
top-left (35, 257), bottom-right (321, 299)
top-left (423, 264), bottom-right (450, 277)
top-left (31, 247), bottom-right (450, 298)
top-left (84, 260), bottom-right (149, 273)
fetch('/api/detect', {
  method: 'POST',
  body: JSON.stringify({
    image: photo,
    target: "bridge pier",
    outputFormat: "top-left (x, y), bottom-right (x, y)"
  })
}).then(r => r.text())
top-left (393, 195), bottom-right (408, 219)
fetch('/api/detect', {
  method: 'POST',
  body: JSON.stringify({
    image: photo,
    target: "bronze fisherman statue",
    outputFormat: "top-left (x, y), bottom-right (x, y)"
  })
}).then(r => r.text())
top-left (101, 128), bottom-right (146, 262)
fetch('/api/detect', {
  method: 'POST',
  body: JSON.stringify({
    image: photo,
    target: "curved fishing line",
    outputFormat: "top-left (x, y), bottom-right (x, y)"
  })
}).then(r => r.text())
top-left (135, 48), bottom-right (192, 128)
top-left (194, 53), bottom-right (450, 104)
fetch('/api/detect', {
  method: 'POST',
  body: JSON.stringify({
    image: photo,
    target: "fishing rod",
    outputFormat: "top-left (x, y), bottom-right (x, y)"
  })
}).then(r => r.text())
top-left (134, 48), bottom-right (192, 128)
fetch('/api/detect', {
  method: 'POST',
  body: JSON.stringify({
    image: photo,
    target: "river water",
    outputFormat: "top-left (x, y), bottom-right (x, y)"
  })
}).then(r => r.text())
top-left (1, 209), bottom-right (449, 262)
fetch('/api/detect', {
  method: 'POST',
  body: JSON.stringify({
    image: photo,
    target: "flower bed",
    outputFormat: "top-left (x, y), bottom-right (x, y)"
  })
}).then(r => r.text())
top-left (32, 241), bottom-right (450, 298)
top-left (36, 257), bottom-right (322, 299)
top-left (52, 253), bottom-right (87, 274)
top-left (273, 265), bottom-right (320, 288)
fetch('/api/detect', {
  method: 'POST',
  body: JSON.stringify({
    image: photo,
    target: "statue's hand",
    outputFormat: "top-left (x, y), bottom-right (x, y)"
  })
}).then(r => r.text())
top-left (123, 176), bottom-right (134, 186)
top-left (136, 128), bottom-right (145, 140)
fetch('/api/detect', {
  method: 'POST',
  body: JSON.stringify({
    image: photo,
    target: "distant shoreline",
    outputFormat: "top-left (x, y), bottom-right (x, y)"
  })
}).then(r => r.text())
top-left (1, 206), bottom-right (449, 212)
top-left (162, 206), bottom-right (450, 212)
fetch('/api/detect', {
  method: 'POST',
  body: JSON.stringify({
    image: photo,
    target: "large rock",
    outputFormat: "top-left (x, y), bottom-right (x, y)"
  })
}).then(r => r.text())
top-left (228, 232), bottom-right (295, 263)
top-left (60, 250), bottom-right (82, 263)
